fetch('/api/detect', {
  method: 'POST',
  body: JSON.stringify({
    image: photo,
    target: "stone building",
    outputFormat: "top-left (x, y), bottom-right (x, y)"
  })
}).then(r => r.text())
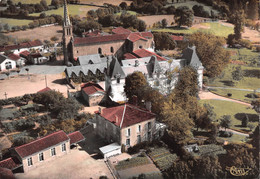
top-left (0, 131), bottom-right (84, 173)
top-left (81, 82), bottom-right (105, 106)
top-left (95, 104), bottom-right (156, 149)
top-left (62, 0), bottom-right (154, 64)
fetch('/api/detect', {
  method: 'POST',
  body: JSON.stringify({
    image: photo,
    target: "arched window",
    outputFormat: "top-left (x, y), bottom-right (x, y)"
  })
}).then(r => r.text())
top-left (110, 47), bottom-right (114, 53)
top-left (98, 48), bottom-right (102, 54)
top-left (139, 45), bottom-right (143, 49)
top-left (5, 61), bottom-right (12, 70)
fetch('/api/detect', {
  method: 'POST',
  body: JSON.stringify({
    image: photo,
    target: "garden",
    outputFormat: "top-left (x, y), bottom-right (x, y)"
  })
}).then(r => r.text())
top-left (191, 144), bottom-right (226, 157)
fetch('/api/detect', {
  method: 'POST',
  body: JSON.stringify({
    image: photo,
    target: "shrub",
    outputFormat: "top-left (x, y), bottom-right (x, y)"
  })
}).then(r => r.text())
top-left (227, 93), bottom-right (232, 97)
top-left (238, 39), bottom-right (252, 49)
top-left (219, 131), bottom-right (233, 137)
top-left (245, 93), bottom-right (259, 98)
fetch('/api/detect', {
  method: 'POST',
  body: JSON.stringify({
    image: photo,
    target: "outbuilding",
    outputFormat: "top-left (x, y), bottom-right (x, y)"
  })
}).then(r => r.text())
top-left (99, 143), bottom-right (121, 160)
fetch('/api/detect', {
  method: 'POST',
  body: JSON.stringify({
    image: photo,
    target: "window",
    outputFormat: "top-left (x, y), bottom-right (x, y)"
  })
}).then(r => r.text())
top-left (27, 157), bottom-right (33, 166)
top-left (5, 61), bottom-right (12, 70)
top-left (139, 45), bottom-right (143, 49)
top-left (148, 131), bottom-right (151, 141)
top-left (110, 47), bottom-right (114, 53)
top-left (126, 128), bottom-right (131, 136)
top-left (137, 125), bottom-right (141, 133)
top-left (61, 143), bottom-right (66, 152)
top-left (51, 148), bottom-right (56, 156)
top-left (117, 78), bottom-right (120, 84)
top-left (148, 122), bottom-right (151, 130)
top-left (98, 48), bottom-right (102, 54)
top-left (137, 135), bottom-right (141, 143)
top-left (126, 138), bottom-right (130, 146)
top-left (39, 152), bottom-right (44, 161)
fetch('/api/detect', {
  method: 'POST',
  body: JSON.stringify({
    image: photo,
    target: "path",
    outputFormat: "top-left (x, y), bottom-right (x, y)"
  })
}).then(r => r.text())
top-left (219, 127), bottom-right (249, 137)
top-left (199, 90), bottom-right (251, 106)
top-left (206, 86), bottom-right (260, 92)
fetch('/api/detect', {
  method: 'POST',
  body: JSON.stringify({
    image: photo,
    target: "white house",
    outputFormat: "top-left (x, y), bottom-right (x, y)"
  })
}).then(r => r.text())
top-left (0, 54), bottom-right (16, 71)
top-left (7, 53), bottom-right (25, 67)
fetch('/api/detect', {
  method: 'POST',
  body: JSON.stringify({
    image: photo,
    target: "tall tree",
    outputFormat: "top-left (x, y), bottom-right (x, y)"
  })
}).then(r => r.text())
top-left (247, 0), bottom-right (259, 20)
top-left (187, 32), bottom-right (230, 77)
top-left (124, 71), bottom-right (147, 103)
top-left (233, 9), bottom-right (245, 40)
top-left (232, 66), bottom-right (243, 81)
top-left (220, 115), bottom-right (231, 131)
top-left (174, 6), bottom-right (194, 27)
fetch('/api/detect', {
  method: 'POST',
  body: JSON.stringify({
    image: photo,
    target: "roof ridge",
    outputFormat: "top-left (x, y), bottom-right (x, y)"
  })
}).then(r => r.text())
top-left (0, 157), bottom-right (13, 163)
top-left (126, 104), bottom-right (154, 115)
top-left (120, 104), bottom-right (127, 128)
top-left (15, 130), bottom-right (67, 150)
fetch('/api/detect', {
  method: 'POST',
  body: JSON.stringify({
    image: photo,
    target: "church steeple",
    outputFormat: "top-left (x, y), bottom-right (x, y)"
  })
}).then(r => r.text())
top-left (63, 0), bottom-right (73, 66)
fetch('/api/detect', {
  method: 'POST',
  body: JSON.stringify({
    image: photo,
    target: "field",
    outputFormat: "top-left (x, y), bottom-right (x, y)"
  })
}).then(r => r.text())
top-left (139, 15), bottom-right (175, 28)
top-left (153, 22), bottom-right (233, 37)
top-left (0, 18), bottom-right (32, 27)
top-left (194, 144), bottom-right (226, 157)
top-left (30, 4), bottom-right (97, 18)
top-left (6, 25), bottom-right (63, 42)
top-left (115, 155), bottom-right (150, 170)
top-left (200, 100), bottom-right (258, 132)
top-left (166, 0), bottom-right (219, 14)
top-left (13, 0), bottom-right (52, 5)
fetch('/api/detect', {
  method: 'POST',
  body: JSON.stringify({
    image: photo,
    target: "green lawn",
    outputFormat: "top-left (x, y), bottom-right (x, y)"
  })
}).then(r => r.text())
top-left (166, 0), bottom-right (219, 14)
top-left (0, 18), bottom-right (33, 27)
top-left (200, 100), bottom-right (258, 132)
top-left (13, 0), bottom-right (52, 5)
top-left (227, 48), bottom-right (259, 63)
top-left (209, 88), bottom-right (256, 103)
top-left (116, 10), bottom-right (137, 16)
top-left (153, 22), bottom-right (233, 37)
top-left (30, 5), bottom-right (89, 17)
top-left (218, 133), bottom-right (249, 143)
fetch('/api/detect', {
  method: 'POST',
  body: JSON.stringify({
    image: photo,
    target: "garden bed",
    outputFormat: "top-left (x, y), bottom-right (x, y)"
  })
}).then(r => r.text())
top-left (115, 155), bottom-right (150, 171)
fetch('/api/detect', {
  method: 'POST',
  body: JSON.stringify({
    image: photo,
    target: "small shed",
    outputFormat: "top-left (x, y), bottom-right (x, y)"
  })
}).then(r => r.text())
top-left (99, 143), bottom-right (121, 160)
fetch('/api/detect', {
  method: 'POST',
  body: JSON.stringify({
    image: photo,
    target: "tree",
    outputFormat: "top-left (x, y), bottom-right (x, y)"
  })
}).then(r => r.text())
top-left (124, 71), bottom-right (147, 103)
top-left (40, 0), bottom-right (48, 10)
top-left (50, 36), bottom-right (59, 43)
top-left (137, 19), bottom-right (146, 32)
top-left (161, 18), bottom-right (168, 28)
top-left (247, 0), bottom-right (258, 20)
top-left (232, 9), bottom-right (245, 40)
top-left (241, 114), bottom-right (249, 127)
top-left (119, 2), bottom-right (127, 10)
top-left (51, 0), bottom-right (60, 8)
top-left (231, 66), bottom-right (243, 81)
top-left (187, 32), bottom-right (230, 77)
top-left (4, 24), bottom-right (10, 31)
top-left (174, 6), bottom-right (194, 27)
top-left (220, 115), bottom-right (231, 131)
top-left (153, 32), bottom-right (176, 50)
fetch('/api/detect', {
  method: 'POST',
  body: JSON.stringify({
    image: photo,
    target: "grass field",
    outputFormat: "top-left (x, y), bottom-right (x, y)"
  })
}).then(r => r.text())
top-left (153, 22), bottom-right (233, 37)
top-left (0, 18), bottom-right (33, 27)
top-left (30, 5), bottom-right (92, 17)
top-left (227, 48), bottom-right (260, 63)
top-left (218, 133), bottom-right (248, 143)
top-left (166, 0), bottom-right (219, 14)
top-left (200, 100), bottom-right (258, 132)
top-left (116, 11), bottom-right (137, 16)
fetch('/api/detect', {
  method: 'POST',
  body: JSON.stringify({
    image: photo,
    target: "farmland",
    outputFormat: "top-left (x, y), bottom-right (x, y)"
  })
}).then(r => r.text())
top-left (0, 18), bottom-right (32, 27)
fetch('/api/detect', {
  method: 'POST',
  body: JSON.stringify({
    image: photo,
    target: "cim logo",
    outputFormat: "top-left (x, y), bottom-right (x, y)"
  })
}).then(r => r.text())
top-left (226, 166), bottom-right (252, 176)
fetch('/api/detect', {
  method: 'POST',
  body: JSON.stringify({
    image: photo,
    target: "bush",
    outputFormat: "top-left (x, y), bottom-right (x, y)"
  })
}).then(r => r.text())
top-left (238, 39), bottom-right (252, 49)
top-left (245, 93), bottom-right (259, 98)
top-left (227, 93), bottom-right (232, 97)
top-left (219, 131), bottom-right (233, 137)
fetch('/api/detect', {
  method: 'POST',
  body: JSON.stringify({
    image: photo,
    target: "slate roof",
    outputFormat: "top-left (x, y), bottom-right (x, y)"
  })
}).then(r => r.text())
top-left (68, 131), bottom-right (85, 144)
top-left (15, 131), bottom-right (69, 159)
top-left (37, 87), bottom-right (52, 93)
top-left (181, 46), bottom-right (203, 69)
top-left (65, 63), bottom-right (107, 78)
top-left (81, 82), bottom-right (105, 95)
top-left (78, 54), bottom-right (102, 65)
top-left (108, 57), bottom-right (125, 78)
top-left (112, 27), bottom-right (131, 34)
top-left (0, 54), bottom-right (8, 64)
top-left (132, 49), bottom-right (167, 61)
top-left (7, 53), bottom-right (20, 61)
top-left (99, 104), bottom-right (156, 128)
top-left (0, 157), bottom-right (22, 170)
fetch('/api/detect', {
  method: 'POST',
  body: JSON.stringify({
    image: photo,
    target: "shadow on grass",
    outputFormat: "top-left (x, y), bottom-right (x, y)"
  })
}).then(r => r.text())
top-left (244, 69), bottom-right (260, 78)
top-left (234, 113), bottom-right (259, 122)
top-left (219, 80), bottom-right (235, 86)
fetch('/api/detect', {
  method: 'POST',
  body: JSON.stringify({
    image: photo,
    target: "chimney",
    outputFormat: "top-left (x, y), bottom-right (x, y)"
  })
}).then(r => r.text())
top-left (145, 101), bottom-right (152, 112)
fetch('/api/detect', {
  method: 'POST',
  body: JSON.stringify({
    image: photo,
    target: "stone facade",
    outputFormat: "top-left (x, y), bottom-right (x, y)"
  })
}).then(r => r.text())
top-left (20, 141), bottom-right (70, 172)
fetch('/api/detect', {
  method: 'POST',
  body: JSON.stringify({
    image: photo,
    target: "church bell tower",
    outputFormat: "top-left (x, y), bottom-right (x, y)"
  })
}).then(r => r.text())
top-left (63, 0), bottom-right (73, 66)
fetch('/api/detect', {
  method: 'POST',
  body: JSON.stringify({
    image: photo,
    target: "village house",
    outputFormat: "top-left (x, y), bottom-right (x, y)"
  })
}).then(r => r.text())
top-left (96, 104), bottom-right (157, 149)
top-left (7, 53), bottom-right (25, 67)
top-left (0, 54), bottom-right (16, 71)
top-left (0, 40), bottom-right (44, 55)
top-left (0, 131), bottom-right (84, 173)
top-left (81, 82), bottom-right (105, 106)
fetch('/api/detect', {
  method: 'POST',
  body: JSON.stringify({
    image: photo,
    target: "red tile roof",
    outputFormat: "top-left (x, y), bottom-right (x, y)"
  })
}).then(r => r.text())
top-left (31, 53), bottom-right (42, 58)
top-left (15, 131), bottom-right (69, 159)
top-left (171, 35), bottom-right (184, 41)
top-left (37, 87), bottom-right (52, 93)
top-left (19, 50), bottom-right (30, 57)
top-left (127, 33), bottom-right (147, 42)
top-left (68, 131), bottom-right (85, 144)
top-left (81, 82), bottom-right (104, 95)
top-left (74, 34), bottom-right (129, 46)
top-left (99, 104), bottom-right (156, 128)
top-left (0, 167), bottom-right (15, 179)
top-left (124, 53), bottom-right (138, 59)
top-left (112, 27), bottom-right (132, 34)
top-left (0, 40), bottom-right (43, 52)
top-left (7, 53), bottom-right (20, 61)
top-left (139, 32), bottom-right (153, 38)
top-left (132, 49), bottom-right (167, 61)
top-left (0, 157), bottom-right (22, 170)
